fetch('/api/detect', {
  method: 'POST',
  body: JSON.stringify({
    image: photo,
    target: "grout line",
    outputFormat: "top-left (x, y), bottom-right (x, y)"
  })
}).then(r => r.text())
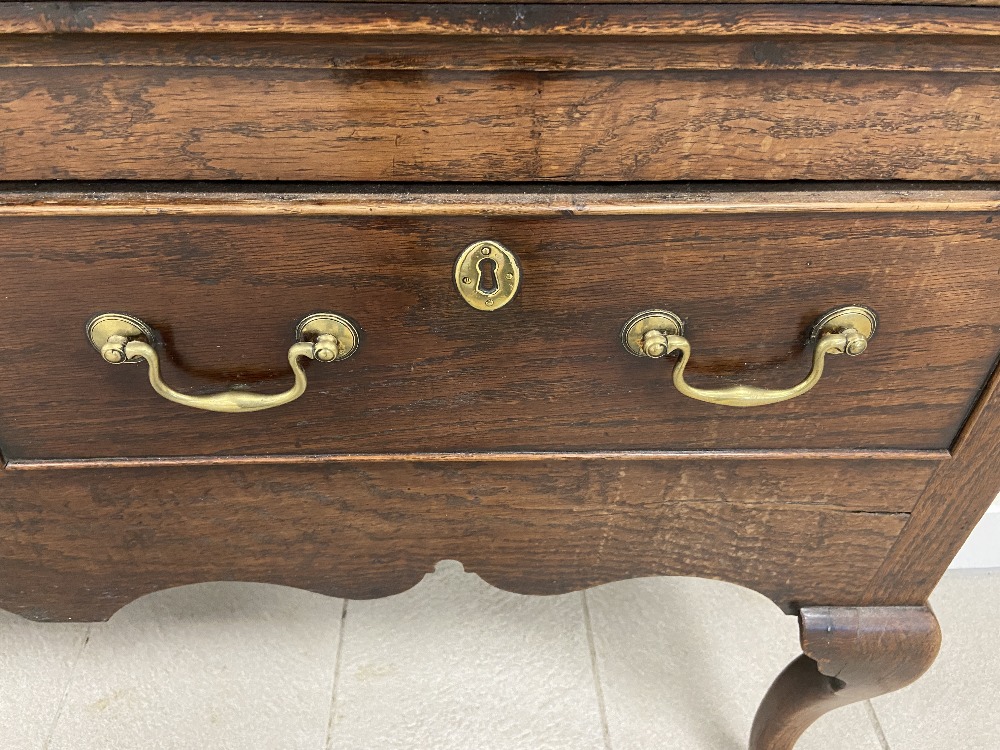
top-left (322, 599), bottom-right (350, 750)
top-left (581, 590), bottom-right (614, 750)
top-left (41, 623), bottom-right (93, 750)
top-left (864, 699), bottom-right (893, 750)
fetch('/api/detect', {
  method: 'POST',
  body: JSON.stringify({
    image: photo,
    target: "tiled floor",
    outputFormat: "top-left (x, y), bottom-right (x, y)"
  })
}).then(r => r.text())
top-left (2, 564), bottom-right (997, 750)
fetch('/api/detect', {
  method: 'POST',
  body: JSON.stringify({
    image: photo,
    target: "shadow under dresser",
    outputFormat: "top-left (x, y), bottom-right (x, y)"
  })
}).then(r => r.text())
top-left (2, 3), bottom-right (1000, 748)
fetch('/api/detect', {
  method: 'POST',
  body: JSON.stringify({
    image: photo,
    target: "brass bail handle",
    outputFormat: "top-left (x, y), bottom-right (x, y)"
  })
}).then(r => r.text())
top-left (621, 306), bottom-right (877, 408)
top-left (86, 312), bottom-right (359, 413)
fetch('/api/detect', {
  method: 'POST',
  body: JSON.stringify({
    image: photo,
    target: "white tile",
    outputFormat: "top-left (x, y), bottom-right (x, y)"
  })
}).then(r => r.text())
top-left (0, 611), bottom-right (90, 750)
top-left (872, 570), bottom-right (1000, 750)
top-left (327, 560), bottom-right (606, 750)
top-left (45, 582), bottom-right (343, 750)
top-left (587, 577), bottom-right (884, 750)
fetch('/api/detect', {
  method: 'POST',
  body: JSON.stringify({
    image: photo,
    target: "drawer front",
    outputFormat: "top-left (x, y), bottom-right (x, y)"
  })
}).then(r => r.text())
top-left (2, 4), bottom-right (1000, 181)
top-left (0, 188), bottom-right (998, 462)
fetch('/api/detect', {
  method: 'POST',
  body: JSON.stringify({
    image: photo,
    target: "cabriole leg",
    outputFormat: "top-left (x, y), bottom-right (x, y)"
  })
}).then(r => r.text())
top-left (749, 606), bottom-right (940, 750)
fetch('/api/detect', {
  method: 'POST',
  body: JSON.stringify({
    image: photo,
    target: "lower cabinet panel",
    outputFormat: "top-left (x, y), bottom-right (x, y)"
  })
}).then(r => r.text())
top-left (0, 458), bottom-right (928, 621)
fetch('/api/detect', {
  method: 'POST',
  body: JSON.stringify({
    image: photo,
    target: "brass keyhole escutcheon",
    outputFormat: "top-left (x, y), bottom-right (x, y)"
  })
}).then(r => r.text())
top-left (454, 240), bottom-right (521, 311)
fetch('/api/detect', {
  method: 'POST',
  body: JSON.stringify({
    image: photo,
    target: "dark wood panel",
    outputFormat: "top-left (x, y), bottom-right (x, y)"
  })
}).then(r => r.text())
top-left (6, 454), bottom-right (936, 511)
top-left (1, 200), bottom-right (998, 459)
top-left (3, 66), bottom-right (999, 181)
top-left (4, 34), bottom-right (1000, 73)
top-left (0, 459), bottom-right (912, 621)
top-left (4, 4), bottom-right (1000, 36)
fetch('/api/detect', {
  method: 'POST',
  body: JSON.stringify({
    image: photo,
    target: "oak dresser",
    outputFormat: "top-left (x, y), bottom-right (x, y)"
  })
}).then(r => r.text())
top-left (2, 2), bottom-right (1000, 748)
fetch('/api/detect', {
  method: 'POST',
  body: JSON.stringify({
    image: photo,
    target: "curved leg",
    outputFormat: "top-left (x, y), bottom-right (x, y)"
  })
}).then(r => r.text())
top-left (749, 606), bottom-right (940, 750)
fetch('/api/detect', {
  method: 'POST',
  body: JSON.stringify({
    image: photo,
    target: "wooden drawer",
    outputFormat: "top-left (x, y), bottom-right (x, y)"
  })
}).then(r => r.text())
top-left (2, 3), bottom-right (1000, 181)
top-left (1, 186), bottom-right (998, 463)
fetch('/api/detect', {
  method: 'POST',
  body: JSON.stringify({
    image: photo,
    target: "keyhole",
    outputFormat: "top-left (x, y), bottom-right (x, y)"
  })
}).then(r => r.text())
top-left (477, 258), bottom-right (499, 295)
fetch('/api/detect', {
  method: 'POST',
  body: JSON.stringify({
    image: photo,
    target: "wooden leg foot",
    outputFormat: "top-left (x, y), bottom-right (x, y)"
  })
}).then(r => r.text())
top-left (749, 606), bottom-right (940, 750)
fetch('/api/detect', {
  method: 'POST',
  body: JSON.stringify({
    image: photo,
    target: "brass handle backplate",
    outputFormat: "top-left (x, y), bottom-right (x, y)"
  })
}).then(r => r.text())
top-left (621, 305), bottom-right (876, 407)
top-left (86, 312), bottom-right (359, 413)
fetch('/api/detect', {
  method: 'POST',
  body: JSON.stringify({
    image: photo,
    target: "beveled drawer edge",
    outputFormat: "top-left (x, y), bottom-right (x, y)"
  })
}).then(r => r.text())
top-left (2, 186), bottom-right (1000, 217)
top-left (862, 355), bottom-right (1000, 604)
top-left (3, 449), bottom-right (950, 471)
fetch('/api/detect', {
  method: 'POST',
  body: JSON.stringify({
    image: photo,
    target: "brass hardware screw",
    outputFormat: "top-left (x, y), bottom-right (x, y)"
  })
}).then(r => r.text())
top-left (505, 272), bottom-right (514, 280)
top-left (481, 247), bottom-right (492, 255)
top-left (462, 277), bottom-right (473, 284)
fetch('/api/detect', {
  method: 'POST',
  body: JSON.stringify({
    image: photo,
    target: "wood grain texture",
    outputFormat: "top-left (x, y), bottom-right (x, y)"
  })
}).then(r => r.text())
top-left (7, 449), bottom-right (947, 470)
top-left (863, 357), bottom-right (1000, 605)
top-left (3, 4), bottom-right (1000, 182)
top-left (1, 194), bottom-right (998, 460)
top-left (749, 606), bottom-right (941, 750)
top-left (3, 184), bottom-right (1000, 216)
top-left (5, 33), bottom-right (1000, 73)
top-left (3, 67), bottom-right (999, 181)
top-left (0, 459), bottom-right (912, 621)
top-left (3, 4), bottom-right (1000, 37)
top-left (0, 0), bottom-right (994, 670)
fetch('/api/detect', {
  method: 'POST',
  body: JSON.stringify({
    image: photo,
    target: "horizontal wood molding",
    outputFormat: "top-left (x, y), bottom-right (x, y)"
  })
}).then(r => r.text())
top-left (3, 186), bottom-right (1000, 216)
top-left (4, 31), bottom-right (1000, 73)
top-left (5, 449), bottom-right (949, 470)
top-left (2, 4), bottom-right (1000, 37)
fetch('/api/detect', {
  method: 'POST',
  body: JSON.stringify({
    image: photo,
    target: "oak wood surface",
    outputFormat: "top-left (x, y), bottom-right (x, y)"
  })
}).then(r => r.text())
top-left (864, 356), bottom-right (1000, 605)
top-left (3, 456), bottom-right (937, 513)
top-left (9, 449), bottom-right (946, 470)
top-left (5, 35), bottom-right (1000, 73)
top-left (3, 5), bottom-right (1000, 182)
top-left (0, 459), bottom-right (912, 621)
top-left (4, 4), bottom-right (1000, 36)
top-left (1, 193), bottom-right (998, 460)
top-left (749, 606), bottom-right (941, 750)
top-left (4, 67), bottom-right (999, 181)
top-left (3, 184), bottom-right (1000, 216)
top-left (0, 8), bottom-right (997, 748)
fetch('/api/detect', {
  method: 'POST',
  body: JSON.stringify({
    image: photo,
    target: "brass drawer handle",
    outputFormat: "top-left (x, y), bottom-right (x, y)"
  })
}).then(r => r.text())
top-left (86, 313), bottom-right (359, 413)
top-left (621, 306), bottom-right (876, 408)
